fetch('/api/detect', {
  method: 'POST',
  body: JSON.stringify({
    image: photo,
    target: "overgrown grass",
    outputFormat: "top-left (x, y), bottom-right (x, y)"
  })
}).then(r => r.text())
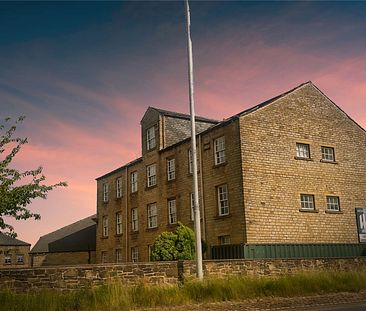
top-left (1, 271), bottom-right (366, 311)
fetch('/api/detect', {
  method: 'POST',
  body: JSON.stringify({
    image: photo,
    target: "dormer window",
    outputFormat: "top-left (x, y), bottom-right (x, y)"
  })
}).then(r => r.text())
top-left (146, 126), bottom-right (156, 150)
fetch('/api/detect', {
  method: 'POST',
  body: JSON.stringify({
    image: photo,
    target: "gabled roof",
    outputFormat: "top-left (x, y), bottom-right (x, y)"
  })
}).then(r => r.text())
top-left (0, 232), bottom-right (30, 246)
top-left (30, 215), bottom-right (96, 254)
top-left (144, 107), bottom-right (219, 124)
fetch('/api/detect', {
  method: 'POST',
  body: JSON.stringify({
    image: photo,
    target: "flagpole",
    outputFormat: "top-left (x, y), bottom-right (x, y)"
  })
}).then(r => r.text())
top-left (184, 0), bottom-right (203, 280)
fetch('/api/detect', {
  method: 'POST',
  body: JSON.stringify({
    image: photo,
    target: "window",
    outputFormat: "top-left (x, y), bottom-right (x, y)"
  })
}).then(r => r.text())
top-left (214, 136), bottom-right (226, 165)
top-left (16, 255), bottom-right (24, 264)
top-left (167, 158), bottom-right (176, 181)
top-left (147, 203), bottom-right (157, 228)
top-left (131, 247), bottom-right (139, 263)
top-left (321, 146), bottom-right (335, 162)
top-left (102, 216), bottom-right (109, 237)
top-left (115, 249), bottom-right (122, 263)
top-left (116, 212), bottom-right (122, 235)
top-left (4, 254), bottom-right (11, 264)
top-left (296, 143), bottom-right (310, 159)
top-left (103, 183), bottom-right (109, 202)
top-left (219, 235), bottom-right (231, 245)
top-left (300, 194), bottom-right (315, 210)
top-left (146, 126), bottom-right (156, 150)
top-left (116, 177), bottom-right (122, 198)
top-left (101, 251), bottom-right (107, 263)
top-left (131, 208), bottom-right (138, 231)
top-left (131, 171), bottom-right (138, 193)
top-left (326, 196), bottom-right (340, 212)
top-left (188, 149), bottom-right (199, 174)
top-left (147, 164), bottom-right (156, 187)
top-left (190, 193), bottom-right (195, 221)
top-left (217, 184), bottom-right (229, 216)
top-left (168, 199), bottom-right (177, 224)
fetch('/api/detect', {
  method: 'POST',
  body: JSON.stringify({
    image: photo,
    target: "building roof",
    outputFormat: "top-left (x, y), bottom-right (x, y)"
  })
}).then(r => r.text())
top-left (0, 232), bottom-right (30, 246)
top-left (30, 215), bottom-right (96, 254)
top-left (147, 107), bottom-right (219, 124)
top-left (96, 81), bottom-right (366, 180)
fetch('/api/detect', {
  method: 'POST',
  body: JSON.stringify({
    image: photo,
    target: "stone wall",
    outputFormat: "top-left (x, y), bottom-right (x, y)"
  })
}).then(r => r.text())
top-left (0, 257), bottom-right (365, 292)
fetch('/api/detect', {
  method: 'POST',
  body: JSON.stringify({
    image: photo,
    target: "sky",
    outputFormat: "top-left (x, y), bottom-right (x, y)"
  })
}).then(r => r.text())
top-left (1, 1), bottom-right (366, 246)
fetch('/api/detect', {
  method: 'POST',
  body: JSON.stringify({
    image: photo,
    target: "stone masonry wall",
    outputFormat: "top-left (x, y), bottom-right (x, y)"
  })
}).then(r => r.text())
top-left (239, 83), bottom-right (366, 243)
top-left (0, 258), bottom-right (365, 292)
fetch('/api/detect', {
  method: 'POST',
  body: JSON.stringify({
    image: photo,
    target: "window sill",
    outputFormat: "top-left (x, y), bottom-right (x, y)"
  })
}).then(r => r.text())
top-left (101, 236), bottom-right (109, 239)
top-left (294, 156), bottom-right (313, 161)
top-left (146, 227), bottom-right (158, 232)
top-left (145, 184), bottom-right (157, 191)
top-left (130, 231), bottom-right (139, 236)
top-left (130, 191), bottom-right (138, 196)
top-left (214, 213), bottom-right (231, 220)
top-left (167, 178), bottom-right (176, 183)
top-left (115, 234), bottom-right (123, 237)
top-left (115, 197), bottom-right (123, 201)
top-left (299, 208), bottom-right (319, 213)
top-left (167, 223), bottom-right (178, 228)
top-left (325, 210), bottom-right (343, 214)
top-left (213, 162), bottom-right (227, 168)
top-left (320, 159), bottom-right (338, 164)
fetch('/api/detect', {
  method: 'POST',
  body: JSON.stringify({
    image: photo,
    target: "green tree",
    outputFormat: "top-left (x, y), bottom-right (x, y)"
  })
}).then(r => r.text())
top-left (0, 116), bottom-right (67, 237)
top-left (150, 223), bottom-right (195, 261)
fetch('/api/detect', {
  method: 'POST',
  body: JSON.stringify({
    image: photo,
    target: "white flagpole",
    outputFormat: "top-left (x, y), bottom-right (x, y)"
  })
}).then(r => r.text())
top-left (184, 0), bottom-right (203, 280)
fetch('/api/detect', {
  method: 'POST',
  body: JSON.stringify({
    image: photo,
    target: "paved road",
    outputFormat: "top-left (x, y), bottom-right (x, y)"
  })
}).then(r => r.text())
top-left (295, 302), bottom-right (366, 311)
top-left (140, 291), bottom-right (366, 311)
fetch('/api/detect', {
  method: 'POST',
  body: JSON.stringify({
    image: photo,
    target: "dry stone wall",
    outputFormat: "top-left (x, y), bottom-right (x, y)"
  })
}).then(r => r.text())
top-left (0, 257), bottom-right (365, 292)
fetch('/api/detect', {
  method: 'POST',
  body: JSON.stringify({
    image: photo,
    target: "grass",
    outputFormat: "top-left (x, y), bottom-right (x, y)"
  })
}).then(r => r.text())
top-left (1, 270), bottom-right (366, 311)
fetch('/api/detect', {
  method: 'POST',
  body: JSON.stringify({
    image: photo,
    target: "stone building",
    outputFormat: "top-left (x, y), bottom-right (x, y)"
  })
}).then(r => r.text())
top-left (30, 215), bottom-right (96, 266)
top-left (95, 81), bottom-right (366, 263)
top-left (0, 233), bottom-right (30, 268)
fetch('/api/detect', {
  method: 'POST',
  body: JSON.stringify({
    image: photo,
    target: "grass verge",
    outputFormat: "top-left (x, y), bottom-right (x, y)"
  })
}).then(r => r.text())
top-left (1, 270), bottom-right (366, 311)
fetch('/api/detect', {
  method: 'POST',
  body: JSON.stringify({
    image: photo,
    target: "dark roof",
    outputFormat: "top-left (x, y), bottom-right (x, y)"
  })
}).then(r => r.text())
top-left (30, 215), bottom-right (96, 254)
top-left (96, 157), bottom-right (143, 181)
top-left (149, 107), bottom-right (219, 124)
top-left (0, 232), bottom-right (30, 246)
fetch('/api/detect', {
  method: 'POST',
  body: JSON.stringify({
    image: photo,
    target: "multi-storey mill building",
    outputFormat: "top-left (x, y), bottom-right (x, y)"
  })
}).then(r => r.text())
top-left (95, 82), bottom-right (366, 263)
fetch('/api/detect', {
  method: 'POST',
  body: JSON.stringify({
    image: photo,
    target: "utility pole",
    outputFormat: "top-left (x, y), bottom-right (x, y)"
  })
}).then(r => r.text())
top-left (184, 0), bottom-right (203, 280)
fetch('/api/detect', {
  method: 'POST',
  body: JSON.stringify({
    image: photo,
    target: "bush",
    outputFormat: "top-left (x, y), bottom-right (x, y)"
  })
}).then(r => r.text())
top-left (150, 222), bottom-right (195, 261)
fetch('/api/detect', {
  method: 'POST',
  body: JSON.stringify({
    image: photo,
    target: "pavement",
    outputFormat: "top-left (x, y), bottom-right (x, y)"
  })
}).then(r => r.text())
top-left (137, 291), bottom-right (366, 311)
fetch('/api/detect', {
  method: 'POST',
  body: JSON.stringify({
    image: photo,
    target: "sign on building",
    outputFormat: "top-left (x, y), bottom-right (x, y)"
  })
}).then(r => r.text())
top-left (355, 208), bottom-right (366, 243)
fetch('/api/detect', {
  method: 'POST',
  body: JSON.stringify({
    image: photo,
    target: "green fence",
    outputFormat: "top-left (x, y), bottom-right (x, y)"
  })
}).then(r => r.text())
top-left (211, 243), bottom-right (366, 260)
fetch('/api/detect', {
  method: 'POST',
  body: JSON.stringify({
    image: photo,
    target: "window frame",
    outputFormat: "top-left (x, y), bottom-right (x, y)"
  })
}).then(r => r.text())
top-left (214, 136), bottom-right (226, 165)
top-left (147, 203), bottom-right (158, 229)
top-left (131, 247), bottom-right (139, 263)
top-left (146, 126), bottom-right (156, 151)
top-left (131, 208), bottom-right (138, 232)
top-left (167, 158), bottom-right (176, 181)
top-left (188, 149), bottom-right (199, 174)
top-left (102, 183), bottom-right (109, 202)
top-left (321, 146), bottom-right (335, 162)
top-left (101, 251), bottom-right (107, 263)
top-left (168, 198), bottom-right (177, 224)
top-left (217, 184), bottom-right (229, 216)
top-left (16, 254), bottom-right (24, 264)
top-left (300, 194), bottom-right (315, 210)
top-left (4, 254), bottom-right (11, 264)
top-left (326, 196), bottom-right (340, 212)
top-left (219, 235), bottom-right (231, 245)
top-left (115, 248), bottom-right (122, 263)
top-left (102, 215), bottom-right (109, 237)
top-left (296, 143), bottom-right (310, 159)
top-left (116, 177), bottom-right (122, 198)
top-left (131, 171), bottom-right (138, 193)
top-left (116, 212), bottom-right (122, 235)
top-left (147, 164), bottom-right (157, 187)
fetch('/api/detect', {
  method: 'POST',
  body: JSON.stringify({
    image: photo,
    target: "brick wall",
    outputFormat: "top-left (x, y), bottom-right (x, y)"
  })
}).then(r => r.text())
top-left (1, 258), bottom-right (365, 292)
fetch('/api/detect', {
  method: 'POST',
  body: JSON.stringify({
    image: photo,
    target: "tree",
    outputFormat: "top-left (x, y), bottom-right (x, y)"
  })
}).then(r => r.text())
top-left (150, 222), bottom-right (195, 261)
top-left (0, 116), bottom-right (67, 237)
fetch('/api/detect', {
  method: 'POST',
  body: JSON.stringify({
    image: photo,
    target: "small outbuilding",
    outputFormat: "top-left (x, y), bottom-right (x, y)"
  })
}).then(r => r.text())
top-left (0, 233), bottom-right (31, 268)
top-left (30, 215), bottom-right (96, 266)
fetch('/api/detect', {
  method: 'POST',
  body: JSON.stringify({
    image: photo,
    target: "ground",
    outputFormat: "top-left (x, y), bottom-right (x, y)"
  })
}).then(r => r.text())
top-left (138, 291), bottom-right (366, 311)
